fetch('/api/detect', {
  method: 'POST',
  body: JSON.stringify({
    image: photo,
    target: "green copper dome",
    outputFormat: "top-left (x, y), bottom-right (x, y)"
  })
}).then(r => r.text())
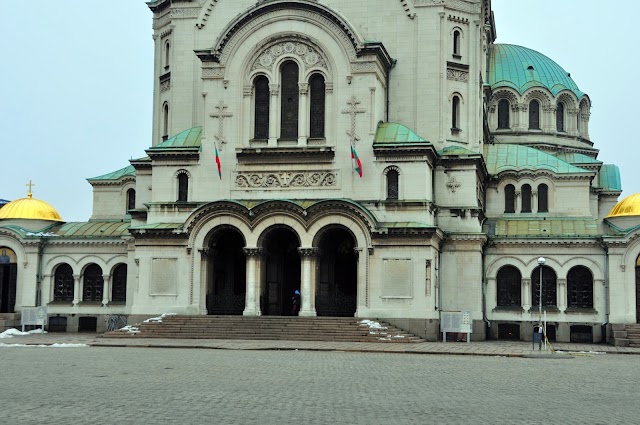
top-left (488, 44), bottom-right (584, 98)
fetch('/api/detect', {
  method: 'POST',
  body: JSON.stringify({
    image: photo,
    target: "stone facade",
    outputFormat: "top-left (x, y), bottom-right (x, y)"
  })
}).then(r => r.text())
top-left (1, 0), bottom-right (639, 343)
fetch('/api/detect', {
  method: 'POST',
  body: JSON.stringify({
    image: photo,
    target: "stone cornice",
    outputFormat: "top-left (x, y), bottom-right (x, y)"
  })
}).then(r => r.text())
top-left (236, 147), bottom-right (334, 164)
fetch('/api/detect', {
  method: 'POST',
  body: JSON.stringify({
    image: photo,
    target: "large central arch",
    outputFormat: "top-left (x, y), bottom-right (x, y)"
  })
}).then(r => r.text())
top-left (206, 227), bottom-right (246, 315)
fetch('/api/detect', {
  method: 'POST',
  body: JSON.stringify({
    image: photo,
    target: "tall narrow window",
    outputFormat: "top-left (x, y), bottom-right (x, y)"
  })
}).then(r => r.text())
top-left (53, 263), bottom-right (74, 302)
top-left (532, 265), bottom-right (557, 307)
top-left (162, 103), bottom-right (169, 141)
top-left (387, 169), bottom-right (399, 200)
top-left (254, 76), bottom-right (270, 140)
top-left (567, 266), bottom-right (593, 309)
top-left (309, 74), bottom-right (325, 138)
top-left (498, 99), bottom-right (510, 129)
top-left (538, 184), bottom-right (548, 212)
top-left (529, 100), bottom-right (540, 130)
top-left (280, 61), bottom-right (299, 139)
top-left (556, 102), bottom-right (565, 132)
top-left (451, 95), bottom-right (460, 130)
top-left (521, 184), bottom-right (532, 213)
top-left (177, 173), bottom-right (188, 202)
top-left (504, 184), bottom-right (515, 213)
top-left (453, 30), bottom-right (461, 56)
top-left (164, 41), bottom-right (170, 70)
top-left (497, 266), bottom-right (521, 307)
top-left (112, 264), bottom-right (128, 303)
top-left (83, 264), bottom-right (103, 302)
top-left (126, 189), bottom-right (136, 212)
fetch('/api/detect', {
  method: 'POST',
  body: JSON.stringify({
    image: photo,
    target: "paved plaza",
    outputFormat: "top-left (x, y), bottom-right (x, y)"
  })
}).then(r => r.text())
top-left (2, 335), bottom-right (640, 424)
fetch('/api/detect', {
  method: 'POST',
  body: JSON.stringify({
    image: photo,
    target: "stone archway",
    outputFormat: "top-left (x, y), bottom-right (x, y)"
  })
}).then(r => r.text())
top-left (206, 228), bottom-right (246, 315)
top-left (315, 226), bottom-right (357, 317)
top-left (636, 255), bottom-right (640, 323)
top-left (261, 227), bottom-right (301, 316)
top-left (0, 246), bottom-right (17, 313)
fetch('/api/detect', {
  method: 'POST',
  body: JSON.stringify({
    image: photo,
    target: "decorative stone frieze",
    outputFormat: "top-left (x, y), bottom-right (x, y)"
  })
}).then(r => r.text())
top-left (447, 69), bottom-right (468, 82)
top-left (202, 67), bottom-right (225, 79)
top-left (446, 175), bottom-right (462, 193)
top-left (196, 0), bottom-right (218, 29)
top-left (235, 171), bottom-right (338, 189)
top-left (160, 79), bottom-right (171, 92)
top-left (251, 40), bottom-right (328, 73)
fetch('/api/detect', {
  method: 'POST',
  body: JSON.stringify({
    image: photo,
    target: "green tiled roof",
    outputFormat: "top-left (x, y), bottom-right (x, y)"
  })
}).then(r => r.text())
top-left (88, 165), bottom-right (135, 181)
top-left (492, 219), bottom-right (600, 237)
top-left (54, 221), bottom-right (130, 237)
top-left (438, 146), bottom-right (478, 156)
top-left (484, 144), bottom-right (592, 176)
top-left (150, 127), bottom-right (202, 149)
top-left (373, 122), bottom-right (430, 145)
top-left (488, 44), bottom-right (585, 98)
top-left (128, 222), bottom-right (183, 230)
top-left (554, 152), bottom-right (601, 165)
top-left (379, 221), bottom-right (435, 229)
top-left (598, 164), bottom-right (622, 191)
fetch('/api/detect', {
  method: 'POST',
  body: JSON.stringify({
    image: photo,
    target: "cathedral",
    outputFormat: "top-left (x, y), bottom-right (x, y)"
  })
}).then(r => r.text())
top-left (1, 0), bottom-right (639, 344)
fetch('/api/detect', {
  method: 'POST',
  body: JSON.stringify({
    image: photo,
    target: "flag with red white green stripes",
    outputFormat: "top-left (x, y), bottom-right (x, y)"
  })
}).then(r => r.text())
top-left (215, 145), bottom-right (222, 179)
top-left (351, 144), bottom-right (362, 178)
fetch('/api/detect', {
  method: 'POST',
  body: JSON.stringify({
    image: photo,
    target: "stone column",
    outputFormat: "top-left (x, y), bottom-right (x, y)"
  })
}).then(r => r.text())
top-left (243, 85), bottom-right (253, 143)
top-left (531, 190), bottom-right (538, 214)
top-left (298, 247), bottom-right (318, 317)
top-left (486, 277), bottom-right (497, 311)
top-left (102, 274), bottom-right (110, 306)
top-left (268, 83), bottom-right (279, 146)
top-left (243, 248), bottom-right (262, 316)
top-left (557, 278), bottom-right (567, 312)
top-left (324, 82), bottom-right (334, 141)
top-left (298, 82), bottom-right (308, 146)
top-left (522, 278), bottom-right (531, 312)
top-left (73, 274), bottom-right (81, 305)
top-left (515, 190), bottom-right (522, 213)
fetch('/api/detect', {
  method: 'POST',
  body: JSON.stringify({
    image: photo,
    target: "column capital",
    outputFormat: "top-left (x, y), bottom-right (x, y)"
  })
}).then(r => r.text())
top-left (298, 247), bottom-right (318, 258)
top-left (522, 278), bottom-right (531, 286)
top-left (269, 83), bottom-right (280, 95)
top-left (557, 278), bottom-right (567, 286)
top-left (243, 247), bottom-right (263, 257)
top-left (298, 82), bottom-right (309, 95)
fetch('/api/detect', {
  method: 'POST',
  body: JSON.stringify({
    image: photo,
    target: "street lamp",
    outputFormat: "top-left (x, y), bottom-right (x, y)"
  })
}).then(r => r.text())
top-left (537, 257), bottom-right (546, 331)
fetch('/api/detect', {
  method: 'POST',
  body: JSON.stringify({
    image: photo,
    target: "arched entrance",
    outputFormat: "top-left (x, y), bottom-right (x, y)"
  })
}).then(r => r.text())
top-left (0, 247), bottom-right (17, 313)
top-left (206, 228), bottom-right (246, 315)
top-left (261, 227), bottom-right (300, 316)
top-left (636, 255), bottom-right (640, 323)
top-left (316, 227), bottom-right (357, 317)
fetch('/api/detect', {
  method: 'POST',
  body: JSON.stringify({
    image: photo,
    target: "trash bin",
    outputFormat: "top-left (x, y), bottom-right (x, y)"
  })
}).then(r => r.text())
top-left (532, 326), bottom-right (543, 350)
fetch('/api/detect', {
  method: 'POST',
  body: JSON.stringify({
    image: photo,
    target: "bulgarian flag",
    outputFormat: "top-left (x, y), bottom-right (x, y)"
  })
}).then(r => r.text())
top-left (351, 144), bottom-right (363, 178)
top-left (215, 145), bottom-right (222, 179)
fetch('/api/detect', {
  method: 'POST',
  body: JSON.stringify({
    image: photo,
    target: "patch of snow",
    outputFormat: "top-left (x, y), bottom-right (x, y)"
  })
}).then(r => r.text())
top-left (554, 350), bottom-right (605, 355)
top-left (391, 334), bottom-right (405, 339)
top-left (0, 328), bottom-right (48, 339)
top-left (359, 319), bottom-right (387, 331)
top-left (120, 325), bottom-right (140, 334)
top-left (25, 232), bottom-right (59, 237)
top-left (143, 313), bottom-right (177, 323)
top-left (0, 343), bottom-right (88, 348)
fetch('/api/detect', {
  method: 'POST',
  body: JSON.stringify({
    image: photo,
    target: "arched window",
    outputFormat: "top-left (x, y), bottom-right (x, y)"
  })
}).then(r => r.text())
top-left (521, 184), bottom-right (532, 213)
top-left (453, 30), bottom-right (461, 56)
top-left (504, 184), bottom-right (515, 213)
top-left (309, 74), bottom-right (325, 138)
top-left (126, 189), bottom-right (136, 212)
top-left (254, 76), bottom-right (270, 140)
top-left (177, 172), bottom-right (188, 202)
top-left (164, 41), bottom-right (170, 70)
top-left (567, 266), bottom-right (593, 309)
top-left (53, 263), bottom-right (74, 302)
top-left (82, 264), bottom-right (103, 302)
top-left (162, 102), bottom-right (169, 141)
top-left (529, 100), bottom-right (540, 130)
top-left (498, 99), bottom-right (510, 129)
top-left (497, 266), bottom-right (521, 307)
top-left (532, 265), bottom-right (557, 307)
top-left (387, 169), bottom-right (399, 200)
top-left (556, 102), bottom-right (565, 132)
top-left (538, 184), bottom-right (548, 213)
top-left (112, 264), bottom-right (127, 303)
top-left (280, 61), bottom-right (299, 139)
top-left (451, 95), bottom-right (460, 130)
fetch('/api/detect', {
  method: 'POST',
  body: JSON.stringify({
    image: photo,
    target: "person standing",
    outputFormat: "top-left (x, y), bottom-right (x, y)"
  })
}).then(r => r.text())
top-left (291, 290), bottom-right (301, 316)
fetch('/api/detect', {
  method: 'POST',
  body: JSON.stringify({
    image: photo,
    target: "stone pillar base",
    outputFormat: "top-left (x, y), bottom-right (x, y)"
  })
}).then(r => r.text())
top-left (298, 309), bottom-right (316, 317)
top-left (242, 308), bottom-right (261, 317)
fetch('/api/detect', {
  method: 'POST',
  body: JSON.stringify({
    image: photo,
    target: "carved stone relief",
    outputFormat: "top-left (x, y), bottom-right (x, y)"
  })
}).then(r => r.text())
top-left (235, 171), bottom-right (338, 189)
top-left (251, 41), bottom-right (328, 73)
top-left (447, 69), bottom-right (468, 82)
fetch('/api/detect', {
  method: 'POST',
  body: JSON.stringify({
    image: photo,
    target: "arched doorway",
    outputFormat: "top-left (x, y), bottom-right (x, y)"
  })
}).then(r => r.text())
top-left (316, 227), bottom-right (358, 317)
top-left (0, 247), bottom-right (17, 313)
top-left (636, 255), bottom-right (640, 323)
top-left (261, 227), bottom-right (300, 316)
top-left (206, 228), bottom-right (246, 315)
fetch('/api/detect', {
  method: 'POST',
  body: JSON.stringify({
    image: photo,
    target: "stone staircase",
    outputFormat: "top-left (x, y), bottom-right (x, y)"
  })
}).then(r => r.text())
top-left (103, 315), bottom-right (425, 343)
top-left (611, 324), bottom-right (640, 347)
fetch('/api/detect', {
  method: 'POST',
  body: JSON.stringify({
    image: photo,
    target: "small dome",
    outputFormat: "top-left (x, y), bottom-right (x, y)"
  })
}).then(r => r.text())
top-left (0, 193), bottom-right (63, 222)
top-left (488, 44), bottom-right (584, 98)
top-left (607, 193), bottom-right (640, 218)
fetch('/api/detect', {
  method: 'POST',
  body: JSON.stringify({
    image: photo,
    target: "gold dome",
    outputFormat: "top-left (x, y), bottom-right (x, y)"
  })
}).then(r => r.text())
top-left (607, 193), bottom-right (640, 218)
top-left (0, 192), bottom-right (63, 222)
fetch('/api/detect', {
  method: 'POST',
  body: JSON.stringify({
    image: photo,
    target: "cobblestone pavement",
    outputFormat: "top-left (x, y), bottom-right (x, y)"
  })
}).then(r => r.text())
top-left (2, 337), bottom-right (640, 424)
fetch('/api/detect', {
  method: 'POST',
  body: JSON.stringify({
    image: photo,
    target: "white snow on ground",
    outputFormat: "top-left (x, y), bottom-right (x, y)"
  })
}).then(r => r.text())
top-left (555, 350), bottom-right (605, 355)
top-left (0, 328), bottom-right (47, 339)
top-left (118, 312), bottom-right (178, 334)
top-left (143, 313), bottom-right (177, 323)
top-left (359, 319), bottom-right (387, 330)
top-left (0, 343), bottom-right (88, 348)
top-left (120, 325), bottom-right (140, 334)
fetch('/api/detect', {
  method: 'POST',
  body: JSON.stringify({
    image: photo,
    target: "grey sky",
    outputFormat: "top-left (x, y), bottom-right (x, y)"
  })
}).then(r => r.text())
top-left (1, 1), bottom-right (638, 222)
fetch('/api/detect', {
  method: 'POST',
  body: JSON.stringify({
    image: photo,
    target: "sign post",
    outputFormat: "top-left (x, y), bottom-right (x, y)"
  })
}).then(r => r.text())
top-left (441, 311), bottom-right (472, 343)
top-left (21, 306), bottom-right (48, 332)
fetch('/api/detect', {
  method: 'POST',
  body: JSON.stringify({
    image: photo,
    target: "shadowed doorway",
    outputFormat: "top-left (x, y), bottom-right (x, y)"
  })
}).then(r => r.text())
top-left (636, 255), bottom-right (640, 323)
top-left (0, 247), bottom-right (17, 313)
top-left (207, 228), bottom-right (246, 315)
top-left (316, 227), bottom-right (357, 317)
top-left (261, 227), bottom-right (300, 316)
